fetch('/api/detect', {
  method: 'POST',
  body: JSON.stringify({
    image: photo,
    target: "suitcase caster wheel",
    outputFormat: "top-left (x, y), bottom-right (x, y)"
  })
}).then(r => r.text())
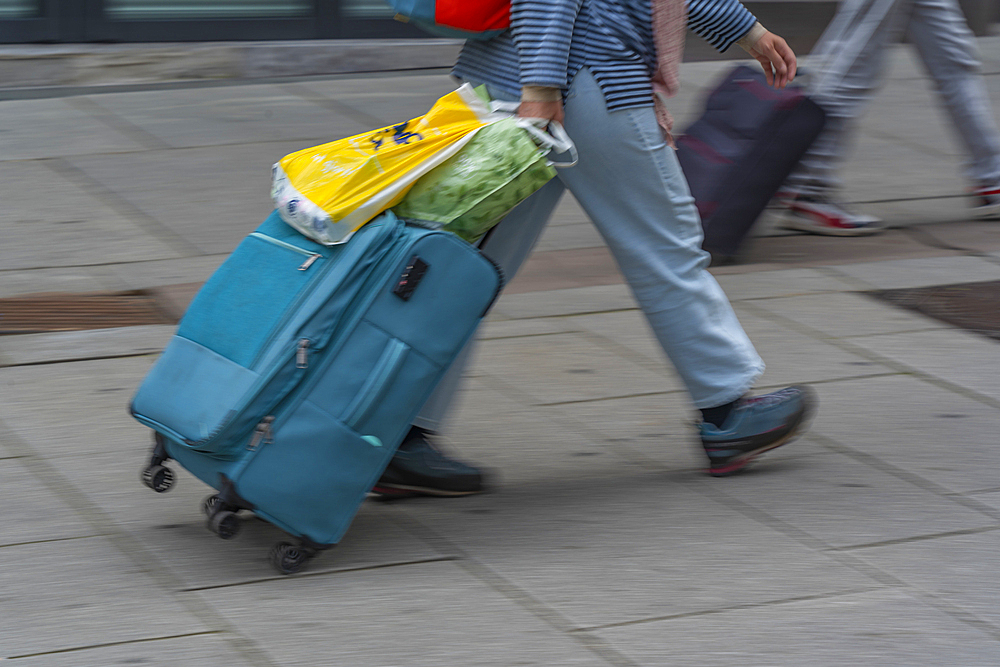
top-left (141, 465), bottom-right (175, 493)
top-left (202, 494), bottom-right (221, 517)
top-left (270, 542), bottom-right (312, 575)
top-left (207, 510), bottom-right (240, 540)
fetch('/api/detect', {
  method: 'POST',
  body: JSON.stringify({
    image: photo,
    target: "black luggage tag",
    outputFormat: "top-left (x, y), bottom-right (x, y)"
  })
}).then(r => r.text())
top-left (393, 256), bottom-right (428, 301)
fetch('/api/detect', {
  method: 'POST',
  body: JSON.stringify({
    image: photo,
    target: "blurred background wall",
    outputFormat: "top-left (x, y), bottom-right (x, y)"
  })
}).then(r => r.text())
top-left (0, 0), bottom-right (997, 47)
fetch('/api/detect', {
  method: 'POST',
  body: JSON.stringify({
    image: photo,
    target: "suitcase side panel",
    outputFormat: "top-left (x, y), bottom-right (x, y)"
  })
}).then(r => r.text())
top-left (676, 65), bottom-right (826, 258)
top-left (234, 231), bottom-right (501, 545)
top-left (700, 97), bottom-right (825, 256)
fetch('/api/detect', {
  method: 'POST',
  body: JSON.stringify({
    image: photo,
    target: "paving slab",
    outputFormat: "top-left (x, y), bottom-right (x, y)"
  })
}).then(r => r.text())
top-left (971, 491), bottom-right (1000, 510)
top-left (492, 283), bottom-right (637, 320)
top-left (851, 530), bottom-right (1000, 628)
top-left (594, 589), bottom-right (1000, 666)
top-left (809, 375), bottom-right (1000, 494)
top-left (476, 316), bottom-right (579, 340)
top-left (846, 328), bottom-right (1000, 402)
top-left (66, 142), bottom-right (300, 255)
top-left (0, 325), bottom-right (174, 367)
top-left (0, 97), bottom-right (147, 160)
top-left (202, 560), bottom-right (606, 667)
top-left (0, 160), bottom-right (182, 270)
top-left (914, 219), bottom-right (1000, 253)
top-left (840, 135), bottom-right (966, 205)
top-left (712, 267), bottom-right (858, 301)
top-left (505, 246), bottom-right (624, 294)
top-left (92, 83), bottom-right (373, 149)
top-left (0, 456), bottom-right (100, 547)
top-left (0, 356), bottom-right (156, 458)
top-left (0, 266), bottom-right (118, 299)
top-left (396, 473), bottom-right (874, 629)
top-left (297, 73), bottom-right (462, 126)
top-left (532, 220), bottom-right (608, 253)
top-left (831, 255), bottom-right (1000, 290)
top-left (561, 309), bottom-right (673, 371)
top-left (750, 291), bottom-right (949, 338)
top-left (696, 445), bottom-right (994, 549)
top-left (863, 197), bottom-right (974, 229)
top-left (470, 331), bottom-right (674, 404)
top-left (0, 536), bottom-right (207, 657)
top-left (7, 634), bottom-right (257, 667)
top-left (732, 303), bottom-right (897, 386)
top-left (435, 379), bottom-right (661, 491)
top-left (732, 227), bottom-right (962, 271)
top-left (45, 449), bottom-right (446, 589)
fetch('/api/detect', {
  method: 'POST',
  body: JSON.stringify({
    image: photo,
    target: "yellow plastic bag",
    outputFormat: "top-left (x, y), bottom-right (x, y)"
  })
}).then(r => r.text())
top-left (272, 84), bottom-right (494, 245)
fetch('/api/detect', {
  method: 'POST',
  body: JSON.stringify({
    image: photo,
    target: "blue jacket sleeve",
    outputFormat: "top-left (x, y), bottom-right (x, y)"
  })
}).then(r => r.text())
top-left (687, 0), bottom-right (757, 52)
top-left (510, 0), bottom-right (583, 88)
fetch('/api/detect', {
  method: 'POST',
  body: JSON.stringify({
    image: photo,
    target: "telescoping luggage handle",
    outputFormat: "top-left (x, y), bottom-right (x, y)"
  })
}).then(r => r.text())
top-left (489, 100), bottom-right (579, 168)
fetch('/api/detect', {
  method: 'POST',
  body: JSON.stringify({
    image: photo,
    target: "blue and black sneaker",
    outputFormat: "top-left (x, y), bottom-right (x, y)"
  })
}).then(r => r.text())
top-left (372, 426), bottom-right (485, 498)
top-left (699, 385), bottom-right (816, 477)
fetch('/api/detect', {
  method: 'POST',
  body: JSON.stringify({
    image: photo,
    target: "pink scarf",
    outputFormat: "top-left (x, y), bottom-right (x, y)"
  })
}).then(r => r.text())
top-left (650, 0), bottom-right (687, 146)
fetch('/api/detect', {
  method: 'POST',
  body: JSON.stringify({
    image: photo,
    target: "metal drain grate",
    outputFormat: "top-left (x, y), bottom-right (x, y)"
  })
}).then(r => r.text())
top-left (0, 290), bottom-right (176, 335)
top-left (872, 280), bottom-right (1000, 341)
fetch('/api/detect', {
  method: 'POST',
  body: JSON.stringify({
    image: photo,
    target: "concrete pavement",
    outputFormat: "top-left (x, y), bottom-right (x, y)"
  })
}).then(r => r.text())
top-left (3, 39), bottom-right (1000, 665)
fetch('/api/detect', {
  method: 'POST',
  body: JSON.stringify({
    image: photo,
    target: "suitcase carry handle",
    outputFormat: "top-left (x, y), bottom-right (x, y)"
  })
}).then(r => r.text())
top-left (342, 338), bottom-right (411, 430)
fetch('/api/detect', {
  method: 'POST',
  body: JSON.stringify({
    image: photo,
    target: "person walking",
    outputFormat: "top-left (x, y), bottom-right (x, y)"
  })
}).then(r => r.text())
top-left (776, 0), bottom-right (1000, 235)
top-left (373, 0), bottom-right (817, 497)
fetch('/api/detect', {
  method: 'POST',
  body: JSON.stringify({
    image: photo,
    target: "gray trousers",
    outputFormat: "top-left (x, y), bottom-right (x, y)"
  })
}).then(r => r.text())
top-left (786, 0), bottom-right (1000, 195)
top-left (414, 69), bottom-right (764, 432)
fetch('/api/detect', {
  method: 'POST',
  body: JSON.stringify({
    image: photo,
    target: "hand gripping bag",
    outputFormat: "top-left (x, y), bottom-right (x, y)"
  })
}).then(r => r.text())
top-left (271, 84), bottom-right (495, 246)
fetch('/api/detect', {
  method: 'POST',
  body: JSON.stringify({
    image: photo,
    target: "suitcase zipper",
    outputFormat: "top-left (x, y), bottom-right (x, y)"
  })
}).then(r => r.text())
top-left (247, 415), bottom-right (274, 451)
top-left (296, 338), bottom-right (310, 369)
top-left (249, 232), bottom-right (323, 271)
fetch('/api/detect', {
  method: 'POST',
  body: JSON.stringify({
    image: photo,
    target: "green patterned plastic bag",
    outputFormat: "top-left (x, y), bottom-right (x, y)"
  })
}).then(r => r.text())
top-left (392, 116), bottom-right (572, 243)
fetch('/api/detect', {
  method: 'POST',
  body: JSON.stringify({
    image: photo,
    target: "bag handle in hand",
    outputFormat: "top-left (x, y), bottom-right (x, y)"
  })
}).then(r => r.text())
top-left (488, 100), bottom-right (578, 168)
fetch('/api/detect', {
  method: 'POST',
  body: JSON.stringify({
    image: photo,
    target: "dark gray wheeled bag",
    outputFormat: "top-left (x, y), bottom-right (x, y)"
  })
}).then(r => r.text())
top-left (676, 65), bottom-right (826, 261)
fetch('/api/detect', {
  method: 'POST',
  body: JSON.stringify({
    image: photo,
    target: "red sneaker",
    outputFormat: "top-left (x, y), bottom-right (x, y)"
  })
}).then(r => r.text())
top-left (775, 191), bottom-right (885, 237)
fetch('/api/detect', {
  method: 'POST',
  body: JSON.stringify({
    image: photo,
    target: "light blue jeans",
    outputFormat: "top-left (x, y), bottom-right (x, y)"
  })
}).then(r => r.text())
top-left (788, 0), bottom-right (1000, 194)
top-left (414, 69), bottom-right (764, 430)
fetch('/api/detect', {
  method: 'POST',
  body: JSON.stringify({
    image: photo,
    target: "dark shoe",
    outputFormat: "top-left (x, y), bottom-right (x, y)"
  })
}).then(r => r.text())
top-left (699, 385), bottom-right (816, 477)
top-left (372, 426), bottom-right (484, 497)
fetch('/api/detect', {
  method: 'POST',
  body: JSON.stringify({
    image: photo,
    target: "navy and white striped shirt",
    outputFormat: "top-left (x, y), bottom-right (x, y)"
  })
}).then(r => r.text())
top-left (453, 0), bottom-right (756, 112)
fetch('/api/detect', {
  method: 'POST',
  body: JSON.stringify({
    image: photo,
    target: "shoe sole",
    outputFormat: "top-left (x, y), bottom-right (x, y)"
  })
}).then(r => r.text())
top-left (370, 483), bottom-right (483, 498)
top-left (707, 388), bottom-right (817, 477)
top-left (780, 215), bottom-right (885, 237)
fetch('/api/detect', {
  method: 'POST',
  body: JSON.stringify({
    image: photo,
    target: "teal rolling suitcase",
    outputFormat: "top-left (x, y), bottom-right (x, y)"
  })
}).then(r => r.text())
top-left (130, 211), bottom-right (501, 574)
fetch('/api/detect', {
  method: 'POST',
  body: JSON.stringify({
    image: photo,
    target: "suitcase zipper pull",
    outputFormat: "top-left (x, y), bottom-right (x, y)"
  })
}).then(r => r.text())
top-left (298, 254), bottom-right (321, 271)
top-left (296, 339), bottom-right (311, 369)
top-left (247, 416), bottom-right (275, 451)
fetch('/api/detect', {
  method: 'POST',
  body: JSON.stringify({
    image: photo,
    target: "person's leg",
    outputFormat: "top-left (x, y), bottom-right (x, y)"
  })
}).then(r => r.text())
top-left (778, 0), bottom-right (908, 234)
top-left (792, 0), bottom-right (907, 194)
top-left (906, 0), bottom-right (1000, 213)
top-left (560, 70), bottom-right (763, 408)
top-left (557, 69), bottom-right (813, 474)
top-left (376, 82), bottom-right (567, 497)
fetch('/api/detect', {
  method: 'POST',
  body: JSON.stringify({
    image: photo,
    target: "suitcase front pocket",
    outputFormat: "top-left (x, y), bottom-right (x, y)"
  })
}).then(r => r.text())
top-left (237, 400), bottom-right (393, 545)
top-left (342, 338), bottom-right (411, 431)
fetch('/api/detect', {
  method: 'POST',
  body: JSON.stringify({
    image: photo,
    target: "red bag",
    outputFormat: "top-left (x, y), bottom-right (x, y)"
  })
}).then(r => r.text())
top-left (390, 0), bottom-right (510, 39)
